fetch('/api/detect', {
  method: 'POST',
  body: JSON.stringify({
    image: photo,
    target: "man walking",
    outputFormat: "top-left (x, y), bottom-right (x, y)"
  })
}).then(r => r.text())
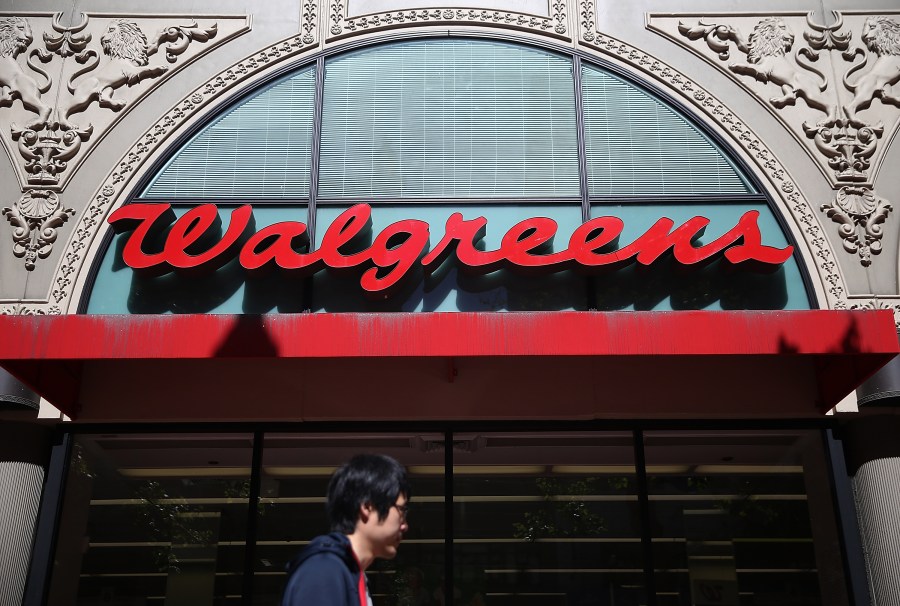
top-left (282, 454), bottom-right (411, 606)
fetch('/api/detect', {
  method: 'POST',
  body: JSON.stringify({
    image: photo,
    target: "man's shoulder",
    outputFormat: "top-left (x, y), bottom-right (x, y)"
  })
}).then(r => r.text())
top-left (282, 533), bottom-right (357, 606)
top-left (288, 532), bottom-right (354, 576)
top-left (296, 544), bottom-right (349, 570)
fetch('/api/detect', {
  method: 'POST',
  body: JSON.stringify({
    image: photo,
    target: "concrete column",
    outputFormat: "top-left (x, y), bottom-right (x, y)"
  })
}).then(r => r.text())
top-left (842, 408), bottom-right (900, 606)
top-left (0, 370), bottom-right (51, 606)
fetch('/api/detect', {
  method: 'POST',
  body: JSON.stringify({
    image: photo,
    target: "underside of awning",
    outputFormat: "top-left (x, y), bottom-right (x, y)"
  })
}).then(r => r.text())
top-left (0, 311), bottom-right (896, 421)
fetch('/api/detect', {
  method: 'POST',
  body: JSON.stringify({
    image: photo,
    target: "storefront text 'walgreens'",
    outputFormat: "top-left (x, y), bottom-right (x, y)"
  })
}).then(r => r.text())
top-left (108, 203), bottom-right (793, 296)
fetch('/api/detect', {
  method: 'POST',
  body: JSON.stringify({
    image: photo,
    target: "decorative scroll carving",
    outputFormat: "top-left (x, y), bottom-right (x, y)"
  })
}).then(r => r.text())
top-left (2, 14), bottom-right (217, 188)
top-left (0, 13), bottom-right (247, 273)
top-left (328, 1), bottom-right (567, 41)
top-left (43, 12), bottom-right (90, 57)
top-left (0, 303), bottom-right (61, 315)
top-left (2, 190), bottom-right (74, 270)
top-left (148, 21), bottom-right (218, 63)
top-left (656, 12), bottom-right (900, 266)
top-left (301, 1), bottom-right (317, 45)
top-left (846, 296), bottom-right (900, 328)
top-left (0, 13), bottom-right (231, 193)
top-left (579, 0), bottom-right (595, 42)
top-left (821, 187), bottom-right (892, 266)
top-left (578, 10), bottom-right (847, 306)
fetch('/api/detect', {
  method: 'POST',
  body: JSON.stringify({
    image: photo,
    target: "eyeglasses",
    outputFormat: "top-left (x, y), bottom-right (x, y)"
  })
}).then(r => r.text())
top-left (393, 503), bottom-right (409, 521)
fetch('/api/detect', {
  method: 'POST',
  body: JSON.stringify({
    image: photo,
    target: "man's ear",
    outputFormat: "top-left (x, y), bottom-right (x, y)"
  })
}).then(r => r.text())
top-left (359, 501), bottom-right (373, 523)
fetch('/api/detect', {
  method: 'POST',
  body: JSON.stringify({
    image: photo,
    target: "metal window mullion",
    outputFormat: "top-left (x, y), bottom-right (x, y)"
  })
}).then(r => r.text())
top-left (241, 431), bottom-right (265, 605)
top-left (573, 56), bottom-right (590, 223)
top-left (573, 56), bottom-right (597, 310)
top-left (444, 429), bottom-right (454, 596)
top-left (304, 56), bottom-right (327, 311)
top-left (308, 55), bottom-right (326, 245)
top-left (634, 429), bottom-right (658, 606)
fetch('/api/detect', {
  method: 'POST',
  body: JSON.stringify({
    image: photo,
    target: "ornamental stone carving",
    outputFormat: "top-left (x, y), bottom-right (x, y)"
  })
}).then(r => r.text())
top-left (576, 11), bottom-right (846, 308)
top-left (1, 190), bottom-right (74, 270)
top-left (821, 186), bottom-right (892, 266)
top-left (328, 0), bottom-right (567, 41)
top-left (650, 12), bottom-right (900, 267)
top-left (3, 13), bottom-right (217, 187)
top-left (0, 13), bottom-right (248, 270)
top-left (0, 17), bottom-right (52, 132)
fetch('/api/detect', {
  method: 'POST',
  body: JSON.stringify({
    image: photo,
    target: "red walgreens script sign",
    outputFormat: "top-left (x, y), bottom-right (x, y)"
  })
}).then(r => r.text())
top-left (108, 203), bottom-right (793, 297)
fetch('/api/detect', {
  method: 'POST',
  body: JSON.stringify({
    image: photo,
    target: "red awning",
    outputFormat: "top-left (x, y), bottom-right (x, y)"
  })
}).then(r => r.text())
top-left (0, 311), bottom-right (896, 421)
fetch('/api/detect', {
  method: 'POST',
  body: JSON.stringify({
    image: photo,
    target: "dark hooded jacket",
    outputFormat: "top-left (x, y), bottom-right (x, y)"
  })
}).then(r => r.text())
top-left (282, 532), bottom-right (365, 606)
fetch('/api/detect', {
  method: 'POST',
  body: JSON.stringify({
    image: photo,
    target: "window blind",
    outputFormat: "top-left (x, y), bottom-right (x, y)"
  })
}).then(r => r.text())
top-left (142, 67), bottom-right (316, 199)
top-left (318, 39), bottom-right (580, 200)
top-left (582, 66), bottom-right (752, 196)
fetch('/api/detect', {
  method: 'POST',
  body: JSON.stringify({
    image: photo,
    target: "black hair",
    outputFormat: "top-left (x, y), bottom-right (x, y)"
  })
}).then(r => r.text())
top-left (327, 454), bottom-right (411, 534)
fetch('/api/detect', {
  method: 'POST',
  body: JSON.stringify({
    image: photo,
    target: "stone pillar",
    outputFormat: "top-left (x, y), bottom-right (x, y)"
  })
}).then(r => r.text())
top-left (844, 358), bottom-right (900, 606)
top-left (0, 370), bottom-right (50, 606)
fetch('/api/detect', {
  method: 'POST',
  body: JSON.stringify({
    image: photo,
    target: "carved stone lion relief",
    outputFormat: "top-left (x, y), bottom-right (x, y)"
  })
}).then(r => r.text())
top-left (0, 13), bottom-right (248, 271)
top-left (649, 12), bottom-right (900, 267)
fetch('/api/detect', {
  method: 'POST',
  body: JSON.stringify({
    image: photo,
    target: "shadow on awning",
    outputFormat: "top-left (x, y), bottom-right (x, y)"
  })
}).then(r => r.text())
top-left (0, 311), bottom-right (896, 421)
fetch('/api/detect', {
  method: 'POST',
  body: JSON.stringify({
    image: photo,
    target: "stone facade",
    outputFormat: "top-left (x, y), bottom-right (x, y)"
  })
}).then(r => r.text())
top-left (1, 0), bottom-right (899, 604)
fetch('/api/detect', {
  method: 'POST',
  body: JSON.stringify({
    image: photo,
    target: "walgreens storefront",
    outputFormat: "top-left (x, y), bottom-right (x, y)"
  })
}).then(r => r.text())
top-left (1, 23), bottom-right (897, 606)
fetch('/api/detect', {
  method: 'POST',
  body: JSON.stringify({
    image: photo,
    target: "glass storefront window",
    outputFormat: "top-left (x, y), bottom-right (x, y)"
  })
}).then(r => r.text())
top-left (643, 430), bottom-right (849, 606)
top-left (452, 432), bottom-right (645, 605)
top-left (46, 429), bottom-right (850, 604)
top-left (48, 433), bottom-right (254, 605)
top-left (255, 433), bottom-right (446, 606)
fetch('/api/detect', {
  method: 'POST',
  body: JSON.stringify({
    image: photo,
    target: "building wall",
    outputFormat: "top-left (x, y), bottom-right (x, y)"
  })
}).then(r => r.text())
top-left (2, 1), bottom-right (900, 604)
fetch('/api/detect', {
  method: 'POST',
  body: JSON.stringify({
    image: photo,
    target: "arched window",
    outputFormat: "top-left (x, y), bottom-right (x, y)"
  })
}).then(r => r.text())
top-left (86, 38), bottom-right (809, 314)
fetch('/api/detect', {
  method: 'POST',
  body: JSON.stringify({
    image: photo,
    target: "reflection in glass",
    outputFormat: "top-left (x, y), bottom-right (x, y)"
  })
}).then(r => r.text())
top-left (644, 430), bottom-right (848, 606)
top-left (452, 432), bottom-right (645, 605)
top-left (255, 433), bottom-right (445, 605)
top-left (48, 434), bottom-right (254, 605)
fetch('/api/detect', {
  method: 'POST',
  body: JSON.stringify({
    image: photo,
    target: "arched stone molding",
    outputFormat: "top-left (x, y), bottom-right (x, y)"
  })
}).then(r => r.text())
top-left (326, 1), bottom-right (569, 42)
top-left (0, 17), bottom-right (838, 317)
